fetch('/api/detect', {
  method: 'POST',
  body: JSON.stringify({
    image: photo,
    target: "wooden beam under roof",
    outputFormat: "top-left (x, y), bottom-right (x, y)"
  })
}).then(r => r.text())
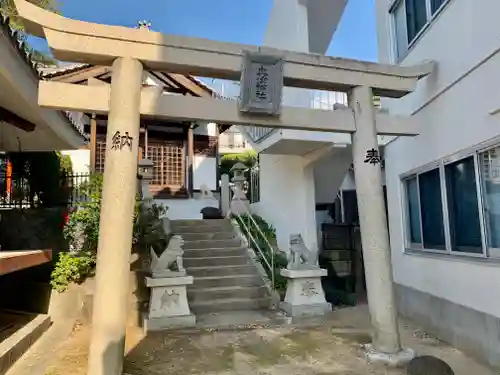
top-left (0, 106), bottom-right (36, 132)
top-left (46, 65), bottom-right (231, 133)
top-left (48, 65), bottom-right (110, 83)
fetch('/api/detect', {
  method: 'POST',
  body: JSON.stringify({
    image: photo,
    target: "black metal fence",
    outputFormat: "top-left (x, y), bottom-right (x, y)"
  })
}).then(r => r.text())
top-left (0, 171), bottom-right (93, 209)
top-left (65, 173), bottom-right (95, 206)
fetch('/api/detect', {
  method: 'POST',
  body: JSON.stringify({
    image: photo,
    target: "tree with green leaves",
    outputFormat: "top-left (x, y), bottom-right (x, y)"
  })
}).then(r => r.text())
top-left (219, 150), bottom-right (257, 177)
top-left (0, 0), bottom-right (59, 64)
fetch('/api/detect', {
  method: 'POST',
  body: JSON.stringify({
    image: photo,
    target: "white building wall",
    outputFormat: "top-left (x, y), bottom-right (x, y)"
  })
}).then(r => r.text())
top-left (264, 0), bottom-right (310, 53)
top-left (191, 121), bottom-right (218, 191)
top-left (256, 2), bottom-right (350, 149)
top-left (219, 126), bottom-right (253, 155)
top-left (193, 156), bottom-right (217, 191)
top-left (251, 153), bottom-right (317, 253)
top-left (377, 0), bottom-right (500, 321)
top-left (313, 148), bottom-right (353, 203)
top-left (157, 198), bottom-right (218, 220)
top-left (253, 0), bottom-right (317, 252)
top-left (264, 0), bottom-right (311, 110)
top-left (339, 171), bottom-right (355, 191)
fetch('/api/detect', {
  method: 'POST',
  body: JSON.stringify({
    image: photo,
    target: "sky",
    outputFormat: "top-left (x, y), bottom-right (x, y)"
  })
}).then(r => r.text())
top-left (29, 0), bottom-right (378, 61)
top-left (29, 0), bottom-right (378, 95)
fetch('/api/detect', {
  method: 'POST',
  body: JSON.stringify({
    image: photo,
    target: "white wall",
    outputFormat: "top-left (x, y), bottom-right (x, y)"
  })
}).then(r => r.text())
top-left (313, 147), bottom-right (352, 203)
top-left (264, 0), bottom-right (311, 110)
top-left (339, 170), bottom-right (355, 191)
top-left (264, 0), bottom-right (309, 53)
top-left (190, 121), bottom-right (218, 191)
top-left (62, 149), bottom-right (90, 174)
top-left (219, 126), bottom-right (253, 154)
top-left (157, 197), bottom-right (218, 220)
top-left (377, 0), bottom-right (500, 318)
top-left (193, 155), bottom-right (217, 191)
top-left (194, 122), bottom-right (218, 137)
top-left (257, 1), bottom-right (352, 150)
top-left (251, 154), bottom-right (317, 254)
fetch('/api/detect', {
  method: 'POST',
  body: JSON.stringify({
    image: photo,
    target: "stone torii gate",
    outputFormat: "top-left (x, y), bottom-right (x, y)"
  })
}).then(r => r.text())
top-left (13, 0), bottom-right (434, 373)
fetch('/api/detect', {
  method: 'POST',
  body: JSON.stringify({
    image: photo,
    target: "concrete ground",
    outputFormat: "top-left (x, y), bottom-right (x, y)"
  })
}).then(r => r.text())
top-left (7, 305), bottom-right (496, 375)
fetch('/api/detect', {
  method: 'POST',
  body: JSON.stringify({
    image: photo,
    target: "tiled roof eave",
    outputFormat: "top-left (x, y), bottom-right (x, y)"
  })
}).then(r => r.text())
top-left (0, 13), bottom-right (87, 141)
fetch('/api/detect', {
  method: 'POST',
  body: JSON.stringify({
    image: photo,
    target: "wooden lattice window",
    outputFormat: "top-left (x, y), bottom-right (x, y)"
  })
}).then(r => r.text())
top-left (95, 135), bottom-right (107, 173)
top-left (147, 139), bottom-right (185, 188)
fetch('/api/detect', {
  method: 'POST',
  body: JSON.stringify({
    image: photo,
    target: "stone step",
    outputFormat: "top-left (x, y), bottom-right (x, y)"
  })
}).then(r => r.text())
top-left (173, 225), bottom-right (234, 234)
top-left (188, 285), bottom-right (268, 303)
top-left (183, 239), bottom-right (242, 250)
top-left (187, 265), bottom-right (257, 278)
top-left (184, 255), bottom-right (248, 268)
top-left (172, 219), bottom-right (230, 227)
top-left (0, 313), bottom-right (52, 375)
top-left (180, 232), bottom-right (237, 241)
top-left (189, 274), bottom-right (263, 289)
top-left (183, 247), bottom-right (247, 258)
top-left (190, 297), bottom-right (270, 314)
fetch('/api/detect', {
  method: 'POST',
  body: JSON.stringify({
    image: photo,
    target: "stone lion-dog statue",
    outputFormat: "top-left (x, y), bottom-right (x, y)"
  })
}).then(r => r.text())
top-left (287, 233), bottom-right (319, 270)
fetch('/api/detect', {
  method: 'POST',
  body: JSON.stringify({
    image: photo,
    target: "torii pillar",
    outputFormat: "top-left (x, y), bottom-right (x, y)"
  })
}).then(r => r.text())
top-left (349, 85), bottom-right (413, 364)
top-left (87, 57), bottom-right (143, 375)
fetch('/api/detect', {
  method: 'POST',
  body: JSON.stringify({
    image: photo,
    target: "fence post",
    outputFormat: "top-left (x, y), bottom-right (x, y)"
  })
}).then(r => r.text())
top-left (220, 174), bottom-right (230, 217)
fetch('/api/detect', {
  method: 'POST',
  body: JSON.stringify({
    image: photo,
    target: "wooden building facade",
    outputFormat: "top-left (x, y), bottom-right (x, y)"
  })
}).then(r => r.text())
top-left (45, 64), bottom-right (228, 198)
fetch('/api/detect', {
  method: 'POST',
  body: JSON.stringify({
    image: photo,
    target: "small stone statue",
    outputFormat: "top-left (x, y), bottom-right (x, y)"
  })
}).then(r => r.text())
top-left (198, 184), bottom-right (216, 200)
top-left (287, 233), bottom-right (319, 270)
top-left (150, 235), bottom-right (185, 277)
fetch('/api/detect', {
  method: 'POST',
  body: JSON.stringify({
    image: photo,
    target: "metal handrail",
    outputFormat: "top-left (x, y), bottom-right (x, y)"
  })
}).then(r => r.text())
top-left (233, 206), bottom-right (276, 289)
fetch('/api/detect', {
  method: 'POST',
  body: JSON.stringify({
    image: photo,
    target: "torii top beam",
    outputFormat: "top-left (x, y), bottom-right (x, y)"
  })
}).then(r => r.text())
top-left (13, 0), bottom-right (434, 98)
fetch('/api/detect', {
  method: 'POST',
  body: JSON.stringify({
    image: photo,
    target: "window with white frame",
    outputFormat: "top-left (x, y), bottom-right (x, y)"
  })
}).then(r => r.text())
top-left (402, 145), bottom-right (500, 258)
top-left (390, 0), bottom-right (449, 60)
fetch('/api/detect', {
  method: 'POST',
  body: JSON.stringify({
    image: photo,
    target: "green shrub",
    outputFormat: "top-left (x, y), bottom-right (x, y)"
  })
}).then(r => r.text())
top-left (52, 174), bottom-right (103, 291)
top-left (219, 151), bottom-right (257, 177)
top-left (50, 252), bottom-right (94, 292)
top-left (53, 173), bottom-right (169, 292)
top-left (234, 213), bottom-right (288, 293)
top-left (63, 174), bottom-right (103, 255)
top-left (56, 151), bottom-right (73, 174)
top-left (133, 202), bottom-right (169, 256)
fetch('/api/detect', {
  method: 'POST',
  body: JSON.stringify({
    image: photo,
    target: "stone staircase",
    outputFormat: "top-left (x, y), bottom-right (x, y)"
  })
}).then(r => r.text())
top-left (171, 219), bottom-right (271, 315)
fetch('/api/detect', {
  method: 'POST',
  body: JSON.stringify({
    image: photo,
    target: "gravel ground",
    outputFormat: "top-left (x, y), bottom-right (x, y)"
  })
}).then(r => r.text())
top-left (36, 305), bottom-right (495, 375)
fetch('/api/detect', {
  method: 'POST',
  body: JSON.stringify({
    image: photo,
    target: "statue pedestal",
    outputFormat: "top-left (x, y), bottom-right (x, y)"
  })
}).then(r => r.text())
top-left (230, 183), bottom-right (249, 215)
top-left (279, 268), bottom-right (331, 317)
top-left (230, 198), bottom-right (249, 215)
top-left (143, 275), bottom-right (196, 331)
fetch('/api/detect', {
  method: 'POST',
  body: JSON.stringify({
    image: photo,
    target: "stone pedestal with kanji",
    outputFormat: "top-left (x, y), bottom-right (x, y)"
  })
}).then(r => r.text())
top-left (143, 275), bottom-right (195, 331)
top-left (279, 268), bottom-right (331, 317)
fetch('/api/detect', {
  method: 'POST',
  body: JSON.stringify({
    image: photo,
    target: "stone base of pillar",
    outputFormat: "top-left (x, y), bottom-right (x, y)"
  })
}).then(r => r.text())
top-left (279, 268), bottom-right (331, 317)
top-left (143, 275), bottom-right (196, 331)
top-left (364, 344), bottom-right (415, 367)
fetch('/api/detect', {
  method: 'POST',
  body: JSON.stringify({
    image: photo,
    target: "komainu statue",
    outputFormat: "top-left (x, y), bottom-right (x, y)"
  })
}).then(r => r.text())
top-left (287, 233), bottom-right (319, 270)
top-left (150, 235), bottom-right (185, 276)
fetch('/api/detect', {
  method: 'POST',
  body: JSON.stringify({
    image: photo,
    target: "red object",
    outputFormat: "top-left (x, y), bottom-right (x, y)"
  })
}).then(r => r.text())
top-left (6, 161), bottom-right (12, 196)
top-left (60, 209), bottom-right (71, 229)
